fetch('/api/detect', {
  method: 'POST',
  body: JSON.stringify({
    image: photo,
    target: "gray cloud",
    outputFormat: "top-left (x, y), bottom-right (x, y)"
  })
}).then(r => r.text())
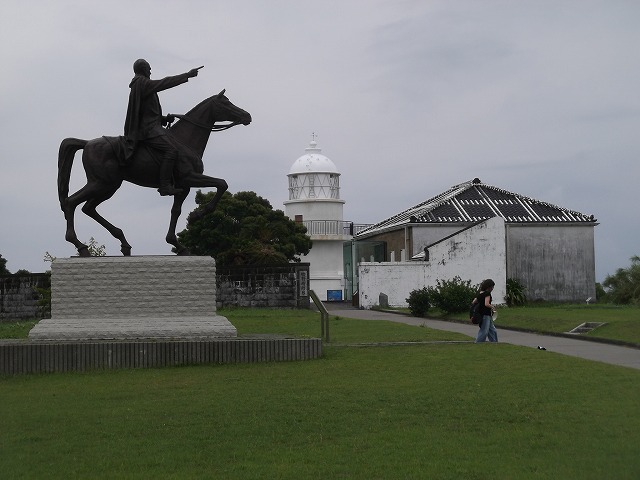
top-left (0, 0), bottom-right (637, 282)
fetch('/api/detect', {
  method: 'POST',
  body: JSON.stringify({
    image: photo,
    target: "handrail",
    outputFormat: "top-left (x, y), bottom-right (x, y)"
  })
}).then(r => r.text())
top-left (309, 290), bottom-right (329, 343)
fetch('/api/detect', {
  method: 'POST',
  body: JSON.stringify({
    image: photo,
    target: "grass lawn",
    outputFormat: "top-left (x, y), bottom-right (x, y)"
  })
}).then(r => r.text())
top-left (494, 305), bottom-right (640, 344)
top-left (1, 345), bottom-right (639, 479)
top-left (0, 319), bottom-right (38, 339)
top-left (419, 305), bottom-right (640, 346)
top-left (1, 309), bottom-right (639, 478)
top-left (0, 309), bottom-right (469, 344)
top-left (226, 307), bottom-right (470, 343)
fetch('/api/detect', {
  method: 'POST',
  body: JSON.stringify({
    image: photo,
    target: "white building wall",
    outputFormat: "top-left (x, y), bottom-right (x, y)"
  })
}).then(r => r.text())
top-left (301, 240), bottom-right (345, 301)
top-left (284, 198), bottom-right (348, 299)
top-left (506, 224), bottom-right (596, 301)
top-left (412, 225), bottom-right (468, 255)
top-left (284, 199), bottom-right (345, 221)
top-left (358, 217), bottom-right (507, 308)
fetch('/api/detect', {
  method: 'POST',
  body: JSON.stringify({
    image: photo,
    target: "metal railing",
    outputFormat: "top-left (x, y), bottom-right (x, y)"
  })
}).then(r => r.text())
top-left (299, 220), bottom-right (372, 236)
top-left (309, 290), bottom-right (329, 342)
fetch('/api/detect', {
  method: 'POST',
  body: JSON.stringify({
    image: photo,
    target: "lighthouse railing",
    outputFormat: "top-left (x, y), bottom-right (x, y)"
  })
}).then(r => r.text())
top-left (298, 220), bottom-right (372, 236)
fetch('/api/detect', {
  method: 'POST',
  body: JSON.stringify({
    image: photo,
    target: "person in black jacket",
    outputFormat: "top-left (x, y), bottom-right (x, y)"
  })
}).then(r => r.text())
top-left (474, 279), bottom-right (498, 343)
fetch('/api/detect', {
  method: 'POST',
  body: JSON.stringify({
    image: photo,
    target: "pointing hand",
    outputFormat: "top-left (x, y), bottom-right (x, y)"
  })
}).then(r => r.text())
top-left (188, 66), bottom-right (205, 78)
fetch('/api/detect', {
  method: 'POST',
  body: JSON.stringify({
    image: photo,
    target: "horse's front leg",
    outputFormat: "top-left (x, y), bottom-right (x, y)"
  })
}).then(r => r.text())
top-left (182, 174), bottom-right (228, 223)
top-left (166, 188), bottom-right (191, 255)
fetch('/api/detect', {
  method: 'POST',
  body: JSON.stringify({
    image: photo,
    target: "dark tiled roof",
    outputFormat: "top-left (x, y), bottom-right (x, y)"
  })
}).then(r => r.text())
top-left (356, 178), bottom-right (597, 237)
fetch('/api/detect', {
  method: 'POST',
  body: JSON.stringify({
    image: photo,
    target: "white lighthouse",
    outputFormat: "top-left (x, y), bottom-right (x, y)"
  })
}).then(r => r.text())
top-left (284, 138), bottom-right (351, 301)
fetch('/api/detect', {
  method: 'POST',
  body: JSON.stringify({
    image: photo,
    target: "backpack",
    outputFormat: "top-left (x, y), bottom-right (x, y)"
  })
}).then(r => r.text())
top-left (469, 296), bottom-right (483, 325)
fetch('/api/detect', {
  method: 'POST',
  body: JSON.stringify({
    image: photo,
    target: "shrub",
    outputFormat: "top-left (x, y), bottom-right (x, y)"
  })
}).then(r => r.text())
top-left (406, 287), bottom-right (430, 317)
top-left (505, 278), bottom-right (527, 306)
top-left (602, 255), bottom-right (640, 305)
top-left (427, 276), bottom-right (477, 314)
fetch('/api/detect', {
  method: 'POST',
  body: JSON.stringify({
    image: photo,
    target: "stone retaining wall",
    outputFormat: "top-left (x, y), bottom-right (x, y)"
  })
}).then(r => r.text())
top-left (1, 262), bottom-right (311, 322)
top-left (216, 264), bottom-right (310, 309)
top-left (0, 274), bottom-right (50, 321)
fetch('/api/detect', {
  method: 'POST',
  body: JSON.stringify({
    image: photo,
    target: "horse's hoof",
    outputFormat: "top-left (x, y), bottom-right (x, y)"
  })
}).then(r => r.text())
top-left (78, 246), bottom-right (90, 257)
top-left (176, 247), bottom-right (191, 256)
top-left (121, 245), bottom-right (132, 256)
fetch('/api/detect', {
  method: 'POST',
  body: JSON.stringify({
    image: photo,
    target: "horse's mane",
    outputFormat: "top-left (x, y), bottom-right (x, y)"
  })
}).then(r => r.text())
top-left (183, 94), bottom-right (217, 117)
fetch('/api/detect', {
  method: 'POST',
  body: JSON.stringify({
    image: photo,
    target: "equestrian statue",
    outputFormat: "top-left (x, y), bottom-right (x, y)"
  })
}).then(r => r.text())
top-left (58, 59), bottom-right (252, 257)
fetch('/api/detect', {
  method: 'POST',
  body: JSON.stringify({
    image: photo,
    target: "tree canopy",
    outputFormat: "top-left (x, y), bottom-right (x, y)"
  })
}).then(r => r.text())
top-left (602, 255), bottom-right (640, 305)
top-left (0, 253), bottom-right (9, 275)
top-left (177, 190), bottom-right (312, 266)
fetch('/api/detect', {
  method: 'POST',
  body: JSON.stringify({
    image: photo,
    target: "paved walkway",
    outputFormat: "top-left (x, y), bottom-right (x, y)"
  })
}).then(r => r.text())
top-left (325, 304), bottom-right (640, 371)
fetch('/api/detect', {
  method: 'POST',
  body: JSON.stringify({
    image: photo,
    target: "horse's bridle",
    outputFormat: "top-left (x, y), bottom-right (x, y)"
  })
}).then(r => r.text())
top-left (167, 114), bottom-right (240, 132)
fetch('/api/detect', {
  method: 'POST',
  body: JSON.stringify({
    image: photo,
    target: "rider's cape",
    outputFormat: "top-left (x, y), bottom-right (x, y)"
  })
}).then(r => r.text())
top-left (123, 75), bottom-right (146, 163)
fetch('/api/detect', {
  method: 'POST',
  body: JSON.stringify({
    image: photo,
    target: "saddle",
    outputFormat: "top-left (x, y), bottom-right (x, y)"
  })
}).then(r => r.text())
top-left (103, 135), bottom-right (204, 173)
top-left (103, 136), bottom-right (131, 166)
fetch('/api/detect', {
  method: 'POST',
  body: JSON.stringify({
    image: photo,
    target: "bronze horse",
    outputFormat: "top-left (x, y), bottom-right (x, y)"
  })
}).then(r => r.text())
top-left (58, 90), bottom-right (251, 256)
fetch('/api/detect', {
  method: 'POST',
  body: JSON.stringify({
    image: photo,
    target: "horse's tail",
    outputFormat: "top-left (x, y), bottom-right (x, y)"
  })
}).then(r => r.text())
top-left (58, 138), bottom-right (88, 210)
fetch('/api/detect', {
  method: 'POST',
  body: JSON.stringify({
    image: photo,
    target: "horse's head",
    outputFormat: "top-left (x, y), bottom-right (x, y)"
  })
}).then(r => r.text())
top-left (167, 91), bottom-right (252, 157)
top-left (175, 90), bottom-right (251, 132)
top-left (208, 89), bottom-right (252, 130)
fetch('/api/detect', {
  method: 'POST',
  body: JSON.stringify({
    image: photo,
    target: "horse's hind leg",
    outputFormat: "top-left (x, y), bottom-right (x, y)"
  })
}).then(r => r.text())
top-left (81, 186), bottom-right (133, 256)
top-left (62, 184), bottom-right (95, 256)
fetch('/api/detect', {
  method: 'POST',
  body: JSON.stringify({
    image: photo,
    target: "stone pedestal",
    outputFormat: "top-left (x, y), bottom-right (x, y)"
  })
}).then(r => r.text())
top-left (29, 256), bottom-right (236, 341)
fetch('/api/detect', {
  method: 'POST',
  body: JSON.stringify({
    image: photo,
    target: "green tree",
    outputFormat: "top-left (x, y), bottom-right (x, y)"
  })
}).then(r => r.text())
top-left (602, 256), bottom-right (640, 305)
top-left (595, 282), bottom-right (608, 302)
top-left (0, 253), bottom-right (9, 275)
top-left (177, 190), bottom-right (312, 266)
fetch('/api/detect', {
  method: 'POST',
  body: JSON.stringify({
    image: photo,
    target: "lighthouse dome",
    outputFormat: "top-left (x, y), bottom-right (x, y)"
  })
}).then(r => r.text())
top-left (287, 139), bottom-right (341, 201)
top-left (289, 140), bottom-right (339, 175)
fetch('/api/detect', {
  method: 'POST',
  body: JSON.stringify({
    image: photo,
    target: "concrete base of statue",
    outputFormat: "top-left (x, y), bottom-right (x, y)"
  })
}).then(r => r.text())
top-left (29, 256), bottom-right (237, 341)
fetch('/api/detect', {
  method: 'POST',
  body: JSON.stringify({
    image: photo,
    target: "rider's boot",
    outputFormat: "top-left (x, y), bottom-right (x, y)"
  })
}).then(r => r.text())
top-left (158, 153), bottom-right (183, 196)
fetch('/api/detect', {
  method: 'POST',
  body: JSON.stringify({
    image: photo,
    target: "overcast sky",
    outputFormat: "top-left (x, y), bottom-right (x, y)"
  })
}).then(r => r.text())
top-left (1, 0), bottom-right (638, 282)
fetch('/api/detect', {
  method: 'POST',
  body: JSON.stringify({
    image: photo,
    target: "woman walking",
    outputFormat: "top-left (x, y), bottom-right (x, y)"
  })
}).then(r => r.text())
top-left (474, 279), bottom-right (498, 343)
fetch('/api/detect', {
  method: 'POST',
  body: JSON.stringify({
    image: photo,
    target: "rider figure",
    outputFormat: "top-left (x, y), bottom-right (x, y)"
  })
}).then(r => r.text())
top-left (124, 59), bottom-right (200, 196)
